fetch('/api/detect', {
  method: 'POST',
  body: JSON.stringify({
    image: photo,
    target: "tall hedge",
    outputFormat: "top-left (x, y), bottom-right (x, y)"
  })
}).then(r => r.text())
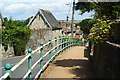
top-left (2, 17), bottom-right (31, 56)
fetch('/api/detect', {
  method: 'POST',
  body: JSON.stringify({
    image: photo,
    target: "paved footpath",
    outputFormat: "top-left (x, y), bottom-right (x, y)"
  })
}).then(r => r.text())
top-left (40, 46), bottom-right (96, 79)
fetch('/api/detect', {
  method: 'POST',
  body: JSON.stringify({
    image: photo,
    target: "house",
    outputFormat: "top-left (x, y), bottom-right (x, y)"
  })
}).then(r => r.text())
top-left (59, 21), bottom-right (77, 36)
top-left (26, 9), bottom-right (62, 50)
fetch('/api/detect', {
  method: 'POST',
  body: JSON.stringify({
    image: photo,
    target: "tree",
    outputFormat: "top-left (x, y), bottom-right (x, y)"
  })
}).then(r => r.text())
top-left (76, 19), bottom-right (97, 34)
top-left (75, 2), bottom-right (120, 19)
top-left (24, 16), bottom-right (33, 25)
top-left (3, 17), bottom-right (8, 22)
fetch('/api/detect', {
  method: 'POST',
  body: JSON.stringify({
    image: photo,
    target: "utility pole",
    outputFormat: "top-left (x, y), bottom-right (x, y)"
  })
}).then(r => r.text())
top-left (66, 16), bottom-right (69, 27)
top-left (71, 0), bottom-right (75, 36)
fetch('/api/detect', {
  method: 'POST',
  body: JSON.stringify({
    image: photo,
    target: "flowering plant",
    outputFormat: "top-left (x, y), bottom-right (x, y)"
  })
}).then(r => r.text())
top-left (87, 16), bottom-right (114, 43)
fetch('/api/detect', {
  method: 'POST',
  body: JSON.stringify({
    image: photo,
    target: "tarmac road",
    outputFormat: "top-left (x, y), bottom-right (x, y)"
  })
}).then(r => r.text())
top-left (0, 51), bottom-right (56, 79)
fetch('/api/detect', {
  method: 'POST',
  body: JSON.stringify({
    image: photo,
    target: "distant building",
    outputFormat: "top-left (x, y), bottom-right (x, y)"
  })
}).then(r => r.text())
top-left (27, 9), bottom-right (62, 50)
top-left (59, 21), bottom-right (77, 35)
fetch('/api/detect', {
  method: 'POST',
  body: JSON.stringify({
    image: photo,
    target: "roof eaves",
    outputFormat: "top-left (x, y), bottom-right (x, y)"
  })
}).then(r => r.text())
top-left (27, 12), bottom-right (38, 26)
top-left (52, 27), bottom-right (62, 31)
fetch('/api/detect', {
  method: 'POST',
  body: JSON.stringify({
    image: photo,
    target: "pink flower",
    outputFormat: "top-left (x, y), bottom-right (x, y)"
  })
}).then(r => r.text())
top-left (97, 19), bottom-right (101, 21)
top-left (89, 33), bottom-right (94, 35)
top-left (96, 28), bottom-right (99, 30)
top-left (102, 21), bottom-right (106, 23)
top-left (103, 16), bottom-right (106, 18)
top-left (93, 24), bottom-right (97, 26)
top-left (107, 20), bottom-right (110, 22)
top-left (88, 0), bottom-right (93, 3)
top-left (89, 1), bottom-right (93, 3)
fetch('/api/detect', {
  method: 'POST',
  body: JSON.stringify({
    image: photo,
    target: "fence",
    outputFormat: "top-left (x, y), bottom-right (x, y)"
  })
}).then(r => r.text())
top-left (85, 22), bottom-right (120, 78)
top-left (87, 41), bottom-right (120, 78)
top-left (0, 36), bottom-right (81, 80)
top-left (93, 41), bottom-right (120, 78)
top-left (111, 22), bottom-right (120, 44)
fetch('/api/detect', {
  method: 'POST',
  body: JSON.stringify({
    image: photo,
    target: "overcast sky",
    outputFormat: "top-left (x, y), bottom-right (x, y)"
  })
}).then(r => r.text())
top-left (0, 0), bottom-right (94, 20)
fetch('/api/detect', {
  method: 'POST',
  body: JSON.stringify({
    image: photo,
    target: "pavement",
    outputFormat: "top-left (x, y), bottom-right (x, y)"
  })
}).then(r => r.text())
top-left (40, 46), bottom-right (96, 79)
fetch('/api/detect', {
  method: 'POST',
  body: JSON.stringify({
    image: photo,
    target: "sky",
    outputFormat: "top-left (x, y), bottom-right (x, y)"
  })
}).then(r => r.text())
top-left (0, 0), bottom-right (94, 21)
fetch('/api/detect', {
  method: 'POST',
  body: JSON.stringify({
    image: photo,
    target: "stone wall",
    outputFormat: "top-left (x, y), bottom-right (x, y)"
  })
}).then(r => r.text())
top-left (29, 13), bottom-right (48, 30)
top-left (52, 30), bottom-right (62, 38)
top-left (0, 44), bottom-right (14, 59)
top-left (2, 45), bottom-right (14, 57)
top-left (26, 29), bottom-right (53, 50)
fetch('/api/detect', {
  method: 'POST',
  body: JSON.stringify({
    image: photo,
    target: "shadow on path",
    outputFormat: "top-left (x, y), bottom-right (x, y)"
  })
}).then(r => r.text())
top-left (54, 59), bottom-right (96, 78)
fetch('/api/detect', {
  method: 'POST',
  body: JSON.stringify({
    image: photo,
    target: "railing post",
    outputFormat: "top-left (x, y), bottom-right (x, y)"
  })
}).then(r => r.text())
top-left (62, 36), bottom-right (64, 50)
top-left (74, 37), bottom-right (76, 46)
top-left (63, 36), bottom-right (66, 50)
top-left (70, 36), bottom-right (72, 47)
top-left (48, 39), bottom-right (52, 61)
top-left (74, 38), bottom-right (76, 46)
top-left (4, 63), bottom-right (12, 80)
top-left (78, 38), bottom-right (79, 46)
top-left (55, 37), bottom-right (57, 53)
top-left (59, 36), bottom-right (62, 54)
top-left (40, 43), bottom-right (44, 70)
top-left (28, 49), bottom-right (32, 79)
top-left (54, 37), bottom-right (59, 59)
top-left (67, 36), bottom-right (69, 45)
top-left (61, 36), bottom-right (64, 51)
top-left (67, 36), bottom-right (70, 48)
top-left (64, 36), bottom-right (67, 49)
top-left (73, 38), bottom-right (75, 46)
top-left (59, 36), bottom-right (61, 50)
top-left (76, 39), bottom-right (80, 46)
top-left (64, 37), bottom-right (66, 49)
top-left (67, 36), bottom-right (69, 48)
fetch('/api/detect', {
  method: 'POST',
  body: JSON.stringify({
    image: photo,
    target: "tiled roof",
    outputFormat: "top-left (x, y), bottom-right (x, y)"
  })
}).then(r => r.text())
top-left (40, 9), bottom-right (61, 30)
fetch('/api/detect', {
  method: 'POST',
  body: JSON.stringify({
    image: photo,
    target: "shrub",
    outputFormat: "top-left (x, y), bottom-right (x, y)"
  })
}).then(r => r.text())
top-left (87, 16), bottom-right (115, 43)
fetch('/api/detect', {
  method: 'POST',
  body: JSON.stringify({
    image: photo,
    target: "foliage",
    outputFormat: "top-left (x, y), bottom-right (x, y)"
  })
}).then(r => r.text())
top-left (75, 2), bottom-right (120, 19)
top-left (76, 19), bottom-right (97, 34)
top-left (87, 16), bottom-right (115, 43)
top-left (75, 2), bottom-right (94, 15)
top-left (24, 16), bottom-right (33, 25)
top-left (2, 17), bottom-right (31, 56)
